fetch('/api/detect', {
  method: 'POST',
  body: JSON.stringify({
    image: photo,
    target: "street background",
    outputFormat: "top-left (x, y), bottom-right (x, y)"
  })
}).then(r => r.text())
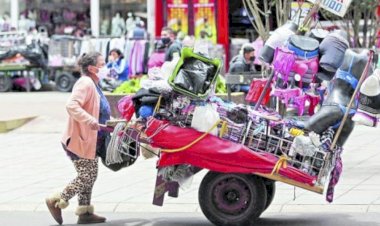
top-left (1, 92), bottom-right (380, 226)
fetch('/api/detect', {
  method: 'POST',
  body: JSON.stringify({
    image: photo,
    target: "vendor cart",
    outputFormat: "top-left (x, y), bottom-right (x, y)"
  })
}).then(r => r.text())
top-left (0, 31), bottom-right (45, 92)
top-left (104, 107), bottom-right (337, 226)
top-left (0, 33), bottom-right (81, 92)
top-left (100, 38), bottom-right (373, 225)
top-left (47, 35), bottom-right (82, 92)
top-left (0, 63), bottom-right (43, 92)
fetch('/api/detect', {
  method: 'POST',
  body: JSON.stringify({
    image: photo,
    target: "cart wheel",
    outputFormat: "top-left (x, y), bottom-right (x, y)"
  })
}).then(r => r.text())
top-left (55, 72), bottom-right (76, 92)
top-left (199, 172), bottom-right (266, 226)
top-left (0, 75), bottom-right (12, 92)
top-left (263, 180), bottom-right (276, 211)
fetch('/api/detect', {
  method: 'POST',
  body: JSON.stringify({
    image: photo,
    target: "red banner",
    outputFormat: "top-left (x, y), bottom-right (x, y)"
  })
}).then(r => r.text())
top-left (193, 0), bottom-right (217, 43)
top-left (167, 0), bottom-right (189, 36)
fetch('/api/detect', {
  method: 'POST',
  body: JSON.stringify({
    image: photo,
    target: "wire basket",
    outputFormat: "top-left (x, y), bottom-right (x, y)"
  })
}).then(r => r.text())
top-left (165, 100), bottom-right (249, 144)
top-left (244, 122), bottom-right (333, 185)
top-left (48, 36), bottom-right (81, 58)
top-left (106, 122), bottom-right (140, 166)
top-left (48, 36), bottom-right (82, 66)
top-left (219, 117), bottom-right (247, 143)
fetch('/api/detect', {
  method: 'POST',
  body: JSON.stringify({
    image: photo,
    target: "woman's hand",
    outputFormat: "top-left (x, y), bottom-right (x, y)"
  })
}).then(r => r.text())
top-left (89, 120), bottom-right (100, 130)
top-left (108, 55), bottom-right (115, 63)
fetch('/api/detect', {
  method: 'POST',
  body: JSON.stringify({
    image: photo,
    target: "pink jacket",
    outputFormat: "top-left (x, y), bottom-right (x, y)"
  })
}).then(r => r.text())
top-left (61, 75), bottom-right (100, 159)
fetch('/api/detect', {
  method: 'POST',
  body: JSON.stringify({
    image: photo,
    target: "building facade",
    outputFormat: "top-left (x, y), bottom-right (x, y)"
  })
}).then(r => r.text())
top-left (0, 0), bottom-right (154, 37)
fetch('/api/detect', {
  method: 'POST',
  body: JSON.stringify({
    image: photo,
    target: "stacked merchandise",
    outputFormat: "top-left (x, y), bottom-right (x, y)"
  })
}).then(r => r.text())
top-left (269, 34), bottom-right (322, 116)
top-left (258, 24), bottom-right (350, 117)
top-left (112, 47), bottom-right (337, 194)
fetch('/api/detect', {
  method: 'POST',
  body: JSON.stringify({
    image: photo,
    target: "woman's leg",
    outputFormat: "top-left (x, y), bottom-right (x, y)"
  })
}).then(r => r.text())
top-left (46, 157), bottom-right (98, 225)
top-left (60, 158), bottom-right (98, 204)
top-left (77, 158), bottom-right (98, 206)
top-left (68, 158), bottom-right (105, 224)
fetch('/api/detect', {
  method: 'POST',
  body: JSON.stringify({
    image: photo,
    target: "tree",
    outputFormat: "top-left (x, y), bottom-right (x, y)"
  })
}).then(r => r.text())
top-left (243, 0), bottom-right (292, 41)
top-left (320, 0), bottom-right (379, 48)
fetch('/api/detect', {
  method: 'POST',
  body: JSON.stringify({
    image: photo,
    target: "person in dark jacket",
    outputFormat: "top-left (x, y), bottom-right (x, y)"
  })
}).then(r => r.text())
top-left (228, 44), bottom-right (257, 92)
top-left (229, 44), bottom-right (257, 74)
top-left (161, 27), bottom-right (182, 62)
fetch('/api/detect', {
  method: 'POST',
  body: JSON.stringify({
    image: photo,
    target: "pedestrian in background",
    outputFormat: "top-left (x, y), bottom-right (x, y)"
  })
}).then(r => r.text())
top-left (107, 48), bottom-right (129, 81)
top-left (228, 44), bottom-right (257, 93)
top-left (45, 52), bottom-right (110, 225)
top-left (161, 26), bottom-right (182, 62)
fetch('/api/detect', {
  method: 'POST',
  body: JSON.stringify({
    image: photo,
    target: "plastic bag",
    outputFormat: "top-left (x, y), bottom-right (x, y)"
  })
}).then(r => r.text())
top-left (289, 135), bottom-right (318, 157)
top-left (174, 58), bottom-right (217, 95)
top-left (161, 53), bottom-right (180, 79)
top-left (191, 104), bottom-right (220, 136)
top-left (140, 79), bottom-right (172, 94)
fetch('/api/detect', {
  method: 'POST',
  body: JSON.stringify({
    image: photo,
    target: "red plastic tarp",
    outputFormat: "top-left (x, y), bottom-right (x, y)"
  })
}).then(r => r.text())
top-left (145, 118), bottom-right (316, 186)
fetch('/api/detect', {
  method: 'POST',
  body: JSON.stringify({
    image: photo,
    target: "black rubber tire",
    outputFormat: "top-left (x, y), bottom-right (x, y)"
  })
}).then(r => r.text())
top-left (199, 172), bottom-right (267, 226)
top-left (55, 72), bottom-right (76, 92)
top-left (0, 75), bottom-right (12, 92)
top-left (263, 180), bottom-right (276, 211)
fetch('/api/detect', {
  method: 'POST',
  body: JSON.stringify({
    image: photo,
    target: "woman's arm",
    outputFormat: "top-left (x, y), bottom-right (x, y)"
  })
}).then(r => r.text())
top-left (66, 79), bottom-right (97, 126)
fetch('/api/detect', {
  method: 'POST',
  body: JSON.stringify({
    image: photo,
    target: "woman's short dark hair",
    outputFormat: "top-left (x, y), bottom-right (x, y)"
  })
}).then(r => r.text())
top-left (109, 48), bottom-right (124, 59)
top-left (77, 52), bottom-right (102, 74)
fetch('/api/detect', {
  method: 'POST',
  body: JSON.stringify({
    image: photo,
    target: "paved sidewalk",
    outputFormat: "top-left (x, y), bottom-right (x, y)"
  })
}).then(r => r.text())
top-left (1, 92), bottom-right (380, 214)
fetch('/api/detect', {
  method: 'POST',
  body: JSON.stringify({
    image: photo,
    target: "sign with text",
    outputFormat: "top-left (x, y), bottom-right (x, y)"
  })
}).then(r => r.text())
top-left (307, 0), bottom-right (353, 17)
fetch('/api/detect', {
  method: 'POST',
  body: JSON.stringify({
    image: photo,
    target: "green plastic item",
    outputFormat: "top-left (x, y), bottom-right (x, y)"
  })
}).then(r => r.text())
top-left (168, 47), bottom-right (222, 99)
top-left (216, 75), bottom-right (227, 94)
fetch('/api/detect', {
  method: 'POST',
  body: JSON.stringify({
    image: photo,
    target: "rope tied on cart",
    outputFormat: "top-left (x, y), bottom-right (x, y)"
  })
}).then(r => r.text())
top-left (161, 119), bottom-right (228, 153)
top-left (271, 155), bottom-right (291, 175)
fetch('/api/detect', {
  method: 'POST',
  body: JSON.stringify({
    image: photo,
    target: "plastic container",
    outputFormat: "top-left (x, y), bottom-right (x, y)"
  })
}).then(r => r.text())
top-left (168, 47), bottom-right (222, 99)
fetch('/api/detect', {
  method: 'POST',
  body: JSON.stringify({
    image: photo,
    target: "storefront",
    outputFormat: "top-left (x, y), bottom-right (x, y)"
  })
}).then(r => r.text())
top-left (0, 0), bottom-right (152, 37)
top-left (155, 0), bottom-right (257, 69)
top-left (0, 0), bottom-right (12, 31)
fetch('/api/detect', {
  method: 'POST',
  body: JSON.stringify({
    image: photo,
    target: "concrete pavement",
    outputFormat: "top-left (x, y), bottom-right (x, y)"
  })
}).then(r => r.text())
top-left (1, 212), bottom-right (380, 226)
top-left (1, 92), bottom-right (380, 224)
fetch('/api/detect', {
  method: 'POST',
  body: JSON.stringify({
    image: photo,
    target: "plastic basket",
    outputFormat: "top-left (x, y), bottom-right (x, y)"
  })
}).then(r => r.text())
top-left (168, 47), bottom-right (222, 99)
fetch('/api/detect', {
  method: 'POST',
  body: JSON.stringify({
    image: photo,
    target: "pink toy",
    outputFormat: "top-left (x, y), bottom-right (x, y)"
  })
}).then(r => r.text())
top-left (272, 47), bottom-right (296, 85)
top-left (271, 88), bottom-right (301, 107)
top-left (291, 57), bottom-right (319, 88)
top-left (291, 93), bottom-right (320, 116)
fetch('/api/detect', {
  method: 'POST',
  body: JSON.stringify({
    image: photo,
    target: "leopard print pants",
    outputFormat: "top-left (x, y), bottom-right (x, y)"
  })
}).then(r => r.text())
top-left (61, 158), bottom-right (98, 206)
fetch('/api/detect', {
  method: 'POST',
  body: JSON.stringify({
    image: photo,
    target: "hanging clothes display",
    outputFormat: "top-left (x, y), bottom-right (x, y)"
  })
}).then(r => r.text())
top-left (128, 40), bottom-right (148, 77)
top-left (77, 37), bottom-right (148, 79)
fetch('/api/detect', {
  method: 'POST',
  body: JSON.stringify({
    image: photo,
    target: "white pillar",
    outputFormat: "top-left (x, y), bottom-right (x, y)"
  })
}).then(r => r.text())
top-left (147, 0), bottom-right (156, 39)
top-left (10, 0), bottom-right (19, 29)
top-left (91, 0), bottom-right (100, 37)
